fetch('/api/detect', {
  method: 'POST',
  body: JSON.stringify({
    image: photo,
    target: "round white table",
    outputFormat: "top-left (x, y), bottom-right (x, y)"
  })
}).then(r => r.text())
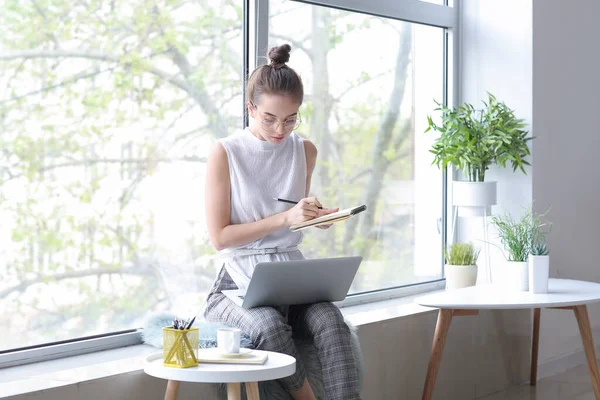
top-left (144, 350), bottom-right (296, 400)
top-left (415, 279), bottom-right (600, 400)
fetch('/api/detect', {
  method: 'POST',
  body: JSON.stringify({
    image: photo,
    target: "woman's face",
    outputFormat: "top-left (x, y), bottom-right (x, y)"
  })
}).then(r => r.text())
top-left (248, 94), bottom-right (300, 144)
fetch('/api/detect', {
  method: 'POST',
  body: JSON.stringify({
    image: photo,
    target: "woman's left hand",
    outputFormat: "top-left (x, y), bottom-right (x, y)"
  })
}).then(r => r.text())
top-left (315, 208), bottom-right (338, 230)
top-left (315, 223), bottom-right (333, 229)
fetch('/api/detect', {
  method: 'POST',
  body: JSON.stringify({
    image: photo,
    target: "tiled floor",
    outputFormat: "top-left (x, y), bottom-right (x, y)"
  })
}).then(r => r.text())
top-left (478, 364), bottom-right (597, 399)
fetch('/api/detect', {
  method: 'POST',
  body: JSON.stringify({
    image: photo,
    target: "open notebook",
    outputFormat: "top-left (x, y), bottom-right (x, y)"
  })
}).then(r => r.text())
top-left (289, 205), bottom-right (367, 232)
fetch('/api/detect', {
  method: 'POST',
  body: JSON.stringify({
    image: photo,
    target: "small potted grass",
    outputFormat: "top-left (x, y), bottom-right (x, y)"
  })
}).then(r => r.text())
top-left (490, 208), bottom-right (533, 291)
top-left (444, 242), bottom-right (481, 290)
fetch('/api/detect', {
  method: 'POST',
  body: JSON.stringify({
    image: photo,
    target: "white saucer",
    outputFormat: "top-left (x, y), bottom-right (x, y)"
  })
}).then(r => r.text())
top-left (218, 348), bottom-right (253, 358)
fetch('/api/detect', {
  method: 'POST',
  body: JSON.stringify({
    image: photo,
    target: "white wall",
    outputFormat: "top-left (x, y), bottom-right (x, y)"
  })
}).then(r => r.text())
top-left (532, 0), bottom-right (600, 367)
top-left (459, 0), bottom-right (533, 213)
top-left (458, 0), bottom-right (533, 283)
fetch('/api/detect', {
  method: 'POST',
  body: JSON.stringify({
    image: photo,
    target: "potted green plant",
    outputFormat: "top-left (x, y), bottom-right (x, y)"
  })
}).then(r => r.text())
top-left (426, 93), bottom-right (533, 214)
top-left (489, 208), bottom-right (534, 291)
top-left (444, 242), bottom-right (481, 290)
top-left (529, 208), bottom-right (552, 294)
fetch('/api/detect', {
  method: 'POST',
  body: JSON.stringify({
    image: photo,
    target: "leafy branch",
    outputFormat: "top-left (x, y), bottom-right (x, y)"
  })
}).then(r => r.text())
top-left (0, 261), bottom-right (158, 299)
top-left (1, 156), bottom-right (206, 184)
top-left (0, 49), bottom-right (227, 136)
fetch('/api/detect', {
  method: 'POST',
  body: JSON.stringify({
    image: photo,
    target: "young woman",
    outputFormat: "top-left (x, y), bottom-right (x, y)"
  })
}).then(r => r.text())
top-left (204, 44), bottom-right (361, 400)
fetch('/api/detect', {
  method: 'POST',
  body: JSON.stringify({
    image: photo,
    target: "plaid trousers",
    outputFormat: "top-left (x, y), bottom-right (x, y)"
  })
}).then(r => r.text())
top-left (204, 267), bottom-right (361, 400)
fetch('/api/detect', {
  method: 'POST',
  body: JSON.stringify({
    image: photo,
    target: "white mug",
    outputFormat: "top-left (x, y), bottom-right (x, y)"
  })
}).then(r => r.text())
top-left (217, 328), bottom-right (240, 354)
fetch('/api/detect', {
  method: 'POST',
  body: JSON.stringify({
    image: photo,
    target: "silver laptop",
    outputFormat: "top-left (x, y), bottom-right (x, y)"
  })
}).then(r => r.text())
top-left (223, 256), bottom-right (362, 309)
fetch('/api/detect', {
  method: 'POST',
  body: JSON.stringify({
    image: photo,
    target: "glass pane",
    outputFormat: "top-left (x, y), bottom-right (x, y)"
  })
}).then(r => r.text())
top-left (268, 1), bottom-right (445, 293)
top-left (0, 0), bottom-right (243, 350)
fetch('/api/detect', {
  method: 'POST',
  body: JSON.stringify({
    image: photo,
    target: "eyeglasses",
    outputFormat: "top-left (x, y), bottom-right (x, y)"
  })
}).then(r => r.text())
top-left (251, 102), bottom-right (302, 132)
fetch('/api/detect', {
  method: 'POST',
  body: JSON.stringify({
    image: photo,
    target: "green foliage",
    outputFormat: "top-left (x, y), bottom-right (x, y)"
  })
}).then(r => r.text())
top-left (426, 93), bottom-right (532, 182)
top-left (444, 242), bottom-right (480, 266)
top-left (490, 208), bottom-right (534, 262)
top-left (530, 205), bottom-right (552, 255)
top-left (530, 243), bottom-right (549, 256)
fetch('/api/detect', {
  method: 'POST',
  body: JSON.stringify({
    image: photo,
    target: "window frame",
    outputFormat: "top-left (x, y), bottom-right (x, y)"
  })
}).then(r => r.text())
top-left (0, 331), bottom-right (140, 369)
top-left (0, 0), bottom-right (459, 368)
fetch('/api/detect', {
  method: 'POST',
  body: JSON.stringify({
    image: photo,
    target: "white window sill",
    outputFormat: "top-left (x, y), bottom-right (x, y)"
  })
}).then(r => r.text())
top-left (0, 291), bottom-right (441, 399)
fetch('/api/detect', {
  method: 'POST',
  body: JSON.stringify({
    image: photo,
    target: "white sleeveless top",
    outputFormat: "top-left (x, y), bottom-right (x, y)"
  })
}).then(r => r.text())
top-left (217, 128), bottom-right (307, 289)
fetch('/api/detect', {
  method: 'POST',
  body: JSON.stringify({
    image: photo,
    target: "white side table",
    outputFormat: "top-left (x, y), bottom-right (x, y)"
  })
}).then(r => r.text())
top-left (144, 350), bottom-right (296, 400)
top-left (415, 279), bottom-right (600, 400)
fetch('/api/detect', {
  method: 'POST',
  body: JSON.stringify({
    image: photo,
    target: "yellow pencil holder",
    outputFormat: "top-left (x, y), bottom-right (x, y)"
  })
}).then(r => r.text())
top-left (162, 327), bottom-right (199, 368)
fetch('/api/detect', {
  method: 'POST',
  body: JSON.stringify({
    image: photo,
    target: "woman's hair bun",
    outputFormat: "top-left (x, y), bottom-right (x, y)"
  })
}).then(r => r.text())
top-left (268, 44), bottom-right (291, 67)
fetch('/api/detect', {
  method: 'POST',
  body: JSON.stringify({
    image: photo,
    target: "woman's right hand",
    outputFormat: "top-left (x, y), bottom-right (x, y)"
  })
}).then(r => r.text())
top-left (284, 197), bottom-right (323, 226)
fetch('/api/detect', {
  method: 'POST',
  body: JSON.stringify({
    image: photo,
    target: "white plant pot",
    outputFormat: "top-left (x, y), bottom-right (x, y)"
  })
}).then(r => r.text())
top-left (452, 181), bottom-right (497, 216)
top-left (529, 255), bottom-right (550, 294)
top-left (445, 264), bottom-right (478, 290)
top-left (506, 261), bottom-right (529, 291)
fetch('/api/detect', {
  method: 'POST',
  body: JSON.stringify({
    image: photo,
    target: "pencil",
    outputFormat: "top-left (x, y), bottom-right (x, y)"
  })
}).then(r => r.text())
top-left (272, 197), bottom-right (323, 209)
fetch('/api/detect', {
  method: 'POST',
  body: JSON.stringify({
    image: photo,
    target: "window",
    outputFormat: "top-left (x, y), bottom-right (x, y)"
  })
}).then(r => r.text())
top-left (0, 0), bottom-right (243, 351)
top-left (0, 0), bottom-right (456, 356)
top-left (266, 0), bottom-right (449, 294)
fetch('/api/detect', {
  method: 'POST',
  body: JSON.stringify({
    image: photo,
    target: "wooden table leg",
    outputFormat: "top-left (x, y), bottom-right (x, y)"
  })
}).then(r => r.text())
top-left (227, 382), bottom-right (242, 400)
top-left (531, 308), bottom-right (541, 386)
top-left (422, 309), bottom-right (454, 400)
top-left (245, 382), bottom-right (260, 400)
top-left (453, 309), bottom-right (479, 316)
top-left (165, 380), bottom-right (180, 400)
top-left (574, 305), bottom-right (600, 399)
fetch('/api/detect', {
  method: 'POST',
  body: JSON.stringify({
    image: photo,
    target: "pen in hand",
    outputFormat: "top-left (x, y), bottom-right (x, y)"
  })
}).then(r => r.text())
top-left (272, 197), bottom-right (323, 209)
